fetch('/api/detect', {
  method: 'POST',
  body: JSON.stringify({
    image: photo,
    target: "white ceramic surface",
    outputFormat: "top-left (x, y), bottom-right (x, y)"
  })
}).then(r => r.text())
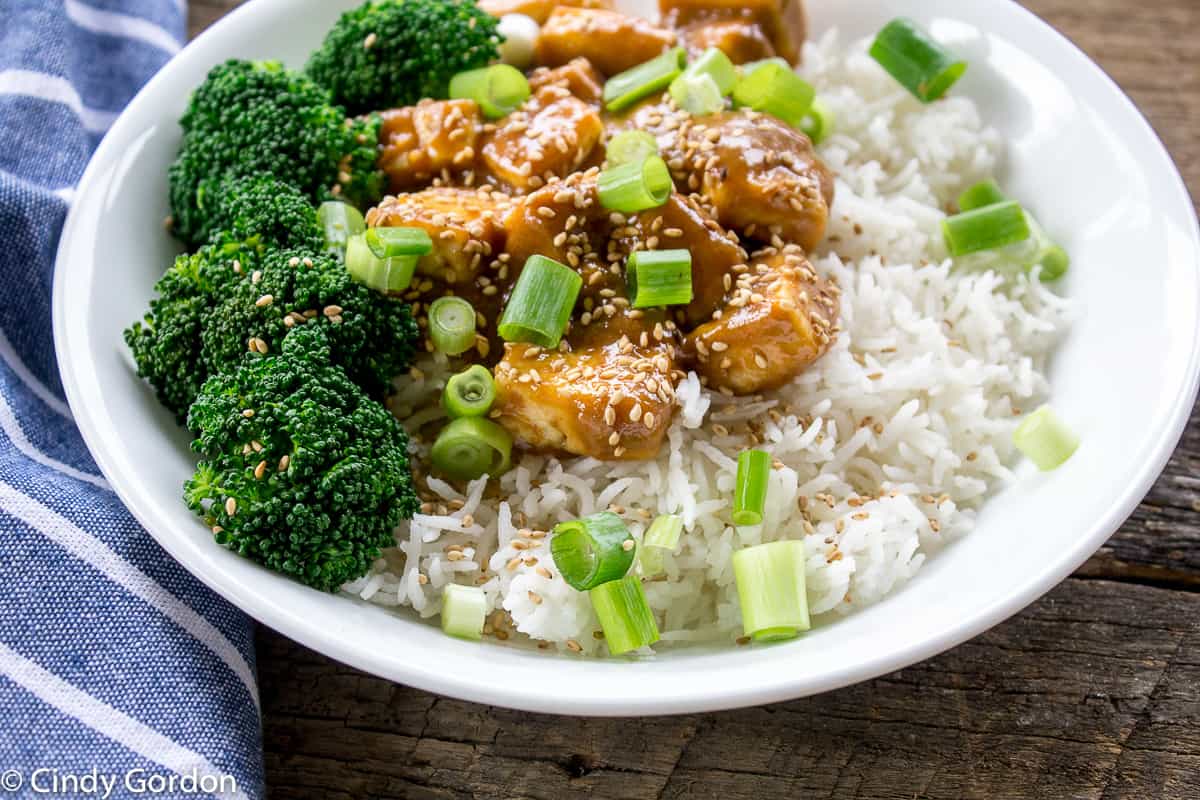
top-left (54, 0), bottom-right (1200, 715)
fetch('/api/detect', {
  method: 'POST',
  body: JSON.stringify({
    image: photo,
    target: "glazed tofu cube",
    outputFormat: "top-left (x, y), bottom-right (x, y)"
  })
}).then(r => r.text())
top-left (366, 187), bottom-right (512, 285)
top-left (480, 95), bottom-right (603, 191)
top-left (685, 247), bottom-right (839, 393)
top-left (479, 0), bottom-right (613, 25)
top-left (494, 327), bottom-right (677, 461)
top-left (605, 193), bottom-right (747, 326)
top-left (679, 18), bottom-right (776, 64)
top-left (666, 111), bottom-right (834, 251)
top-left (535, 8), bottom-right (677, 77)
top-left (659, 0), bottom-right (804, 64)
top-left (378, 100), bottom-right (480, 192)
top-left (527, 58), bottom-right (606, 104)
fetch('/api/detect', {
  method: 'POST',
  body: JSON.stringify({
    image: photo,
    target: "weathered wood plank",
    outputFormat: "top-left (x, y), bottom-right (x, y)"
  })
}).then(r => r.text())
top-left (257, 580), bottom-right (1200, 800)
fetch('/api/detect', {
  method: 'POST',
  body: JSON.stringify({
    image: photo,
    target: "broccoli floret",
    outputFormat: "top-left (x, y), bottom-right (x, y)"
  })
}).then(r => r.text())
top-left (126, 236), bottom-right (418, 422)
top-left (124, 240), bottom-right (262, 421)
top-left (169, 60), bottom-right (383, 246)
top-left (305, 0), bottom-right (502, 115)
top-left (199, 247), bottom-right (419, 397)
top-left (185, 325), bottom-right (418, 591)
top-left (205, 175), bottom-right (326, 252)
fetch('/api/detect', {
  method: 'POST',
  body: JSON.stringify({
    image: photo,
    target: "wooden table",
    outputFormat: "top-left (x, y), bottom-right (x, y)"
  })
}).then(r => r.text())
top-left (190, 1), bottom-right (1200, 796)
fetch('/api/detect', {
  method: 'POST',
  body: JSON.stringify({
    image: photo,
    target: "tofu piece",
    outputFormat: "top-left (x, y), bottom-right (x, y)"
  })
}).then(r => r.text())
top-left (685, 247), bottom-right (839, 394)
top-left (366, 187), bottom-right (512, 285)
top-left (527, 58), bottom-right (606, 104)
top-left (378, 100), bottom-right (480, 192)
top-left (479, 0), bottom-right (613, 25)
top-left (535, 8), bottom-right (677, 76)
top-left (494, 320), bottom-right (678, 461)
top-left (659, 0), bottom-right (805, 64)
top-left (679, 18), bottom-right (777, 64)
top-left (666, 110), bottom-right (834, 251)
top-left (501, 170), bottom-right (607, 273)
top-left (481, 95), bottom-right (604, 191)
top-left (605, 193), bottom-right (747, 326)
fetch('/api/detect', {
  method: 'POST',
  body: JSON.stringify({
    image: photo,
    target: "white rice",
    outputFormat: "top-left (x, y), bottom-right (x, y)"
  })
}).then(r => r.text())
top-left (342, 32), bottom-right (1074, 655)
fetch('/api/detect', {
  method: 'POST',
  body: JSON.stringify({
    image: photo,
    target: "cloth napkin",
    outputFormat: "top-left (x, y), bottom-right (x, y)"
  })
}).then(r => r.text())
top-left (0, 2), bottom-right (263, 797)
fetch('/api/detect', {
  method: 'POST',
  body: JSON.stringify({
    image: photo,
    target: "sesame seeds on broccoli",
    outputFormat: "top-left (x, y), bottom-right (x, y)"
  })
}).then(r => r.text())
top-left (200, 246), bottom-right (420, 399)
top-left (185, 325), bottom-right (419, 592)
top-left (305, 0), bottom-right (502, 115)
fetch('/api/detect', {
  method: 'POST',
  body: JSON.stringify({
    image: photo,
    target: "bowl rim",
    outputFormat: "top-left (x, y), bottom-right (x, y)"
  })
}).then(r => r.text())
top-left (53, 0), bottom-right (1200, 716)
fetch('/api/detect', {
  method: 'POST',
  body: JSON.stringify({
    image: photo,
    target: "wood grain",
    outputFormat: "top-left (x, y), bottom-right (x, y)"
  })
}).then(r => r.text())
top-left (186, 1), bottom-right (1200, 797)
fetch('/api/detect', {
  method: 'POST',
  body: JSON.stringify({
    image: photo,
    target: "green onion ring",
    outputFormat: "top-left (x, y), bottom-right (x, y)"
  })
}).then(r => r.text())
top-left (443, 364), bottom-right (497, 419)
top-left (430, 417), bottom-right (513, 481)
top-left (551, 512), bottom-right (635, 591)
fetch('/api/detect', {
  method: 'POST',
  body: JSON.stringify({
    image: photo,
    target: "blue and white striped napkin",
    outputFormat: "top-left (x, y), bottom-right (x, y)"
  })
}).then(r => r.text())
top-left (0, 1), bottom-right (263, 796)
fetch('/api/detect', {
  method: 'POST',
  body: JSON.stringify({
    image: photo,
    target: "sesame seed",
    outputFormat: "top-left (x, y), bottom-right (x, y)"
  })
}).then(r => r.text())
top-left (255, 294), bottom-right (273, 307)
top-left (323, 305), bottom-right (343, 318)
top-left (446, 551), bottom-right (465, 562)
top-left (621, 539), bottom-right (634, 551)
top-left (224, 498), bottom-right (237, 516)
top-left (566, 639), bottom-right (583, 652)
top-left (363, 32), bottom-right (378, 49)
top-left (278, 455), bottom-right (290, 472)
top-left (254, 460), bottom-right (267, 480)
top-left (710, 341), bottom-right (729, 352)
top-left (527, 590), bottom-right (543, 605)
top-left (242, 409), bottom-right (255, 418)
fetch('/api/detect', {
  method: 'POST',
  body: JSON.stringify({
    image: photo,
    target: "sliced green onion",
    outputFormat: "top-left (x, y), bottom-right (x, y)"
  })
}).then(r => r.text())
top-left (799, 96), bottom-right (834, 145)
top-left (550, 512), bottom-right (634, 591)
top-left (598, 156), bottom-right (672, 214)
top-left (681, 47), bottom-right (737, 96)
top-left (954, 183), bottom-right (1070, 281)
top-left (942, 201), bottom-right (1031, 257)
top-left (639, 514), bottom-right (683, 576)
top-left (428, 296), bottom-right (477, 356)
top-left (607, 130), bottom-right (659, 167)
top-left (741, 57), bottom-right (790, 78)
top-left (497, 255), bottom-right (583, 348)
top-left (732, 449), bottom-right (771, 527)
top-left (430, 417), bottom-right (513, 481)
top-left (449, 64), bottom-right (531, 119)
top-left (366, 227), bottom-right (433, 258)
top-left (603, 47), bottom-right (687, 112)
top-left (733, 540), bottom-right (810, 642)
top-left (441, 584), bottom-right (487, 640)
top-left (626, 249), bottom-right (693, 308)
top-left (589, 575), bottom-right (660, 655)
top-left (443, 365), bottom-right (496, 419)
top-left (346, 233), bottom-right (419, 293)
top-left (317, 201), bottom-right (365, 259)
top-left (1013, 405), bottom-right (1079, 471)
top-left (869, 18), bottom-right (966, 103)
top-left (1025, 214), bottom-right (1070, 281)
top-left (957, 179), bottom-right (1008, 212)
top-left (670, 73), bottom-right (725, 116)
top-left (731, 60), bottom-right (815, 128)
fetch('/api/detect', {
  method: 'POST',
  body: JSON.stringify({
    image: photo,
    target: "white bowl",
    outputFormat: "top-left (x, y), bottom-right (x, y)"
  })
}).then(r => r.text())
top-left (54, 0), bottom-right (1200, 715)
